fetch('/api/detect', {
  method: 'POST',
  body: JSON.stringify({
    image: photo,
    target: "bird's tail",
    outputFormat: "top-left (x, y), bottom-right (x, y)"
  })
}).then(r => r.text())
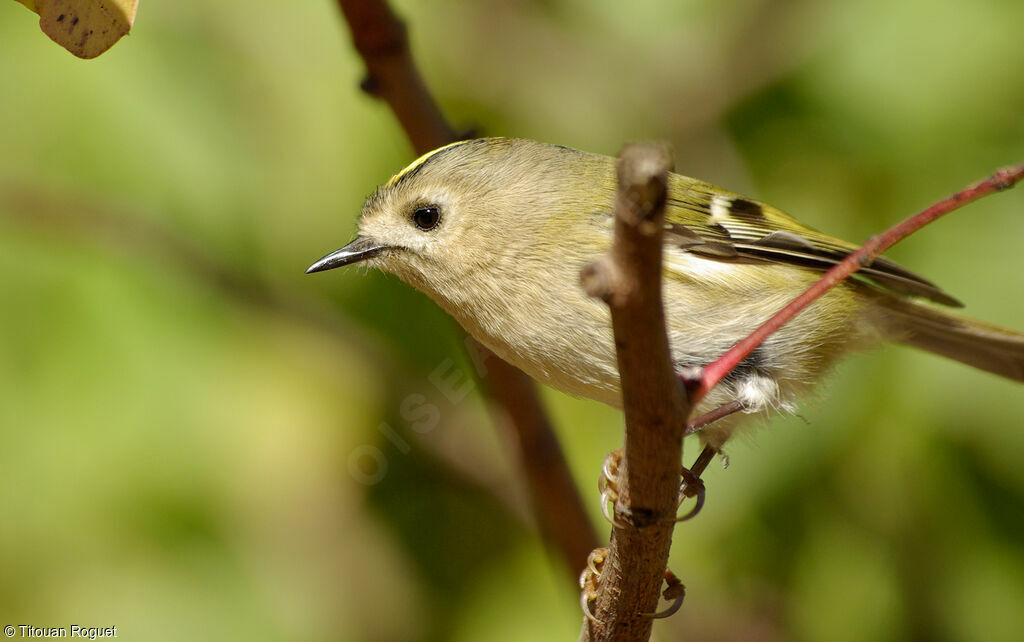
top-left (879, 297), bottom-right (1024, 382)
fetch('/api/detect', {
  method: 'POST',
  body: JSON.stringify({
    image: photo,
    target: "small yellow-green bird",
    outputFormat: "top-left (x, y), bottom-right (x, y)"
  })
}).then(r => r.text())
top-left (308, 138), bottom-right (1024, 446)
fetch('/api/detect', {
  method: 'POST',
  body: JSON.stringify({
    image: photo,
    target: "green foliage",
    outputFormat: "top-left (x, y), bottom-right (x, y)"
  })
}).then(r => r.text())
top-left (1, 0), bottom-right (1022, 639)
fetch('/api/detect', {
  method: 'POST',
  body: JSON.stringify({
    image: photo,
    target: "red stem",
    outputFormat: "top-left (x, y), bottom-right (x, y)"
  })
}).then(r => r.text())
top-left (697, 164), bottom-right (1024, 402)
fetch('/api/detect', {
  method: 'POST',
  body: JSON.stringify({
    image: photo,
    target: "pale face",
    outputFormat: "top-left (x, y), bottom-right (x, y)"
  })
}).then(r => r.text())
top-left (306, 137), bottom-right (595, 291)
top-left (306, 147), bottom-right (491, 283)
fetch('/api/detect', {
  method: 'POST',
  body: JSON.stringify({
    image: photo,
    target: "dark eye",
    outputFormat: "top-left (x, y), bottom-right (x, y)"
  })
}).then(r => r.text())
top-left (412, 206), bottom-right (441, 231)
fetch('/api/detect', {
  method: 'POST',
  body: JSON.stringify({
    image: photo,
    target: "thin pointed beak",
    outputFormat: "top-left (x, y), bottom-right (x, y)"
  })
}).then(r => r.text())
top-left (305, 236), bottom-right (387, 274)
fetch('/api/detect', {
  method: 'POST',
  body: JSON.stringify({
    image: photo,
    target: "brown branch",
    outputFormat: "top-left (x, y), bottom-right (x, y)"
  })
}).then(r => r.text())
top-left (697, 163), bottom-right (1024, 403)
top-left (579, 143), bottom-right (690, 640)
top-left (335, 0), bottom-right (455, 150)
top-left (334, 0), bottom-right (599, 578)
top-left (476, 351), bottom-right (602, 576)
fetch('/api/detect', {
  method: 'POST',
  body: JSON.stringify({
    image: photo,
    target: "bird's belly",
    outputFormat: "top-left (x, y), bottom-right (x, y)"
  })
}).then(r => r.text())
top-left (443, 266), bottom-right (870, 434)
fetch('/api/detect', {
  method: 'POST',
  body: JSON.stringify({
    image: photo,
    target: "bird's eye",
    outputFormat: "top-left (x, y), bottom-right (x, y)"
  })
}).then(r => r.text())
top-left (412, 206), bottom-right (441, 231)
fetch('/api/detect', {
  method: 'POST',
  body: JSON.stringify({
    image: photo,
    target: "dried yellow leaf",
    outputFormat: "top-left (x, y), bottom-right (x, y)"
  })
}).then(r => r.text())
top-left (17, 0), bottom-right (138, 59)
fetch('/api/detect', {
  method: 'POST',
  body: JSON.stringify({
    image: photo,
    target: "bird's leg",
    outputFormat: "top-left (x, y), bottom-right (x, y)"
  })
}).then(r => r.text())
top-left (602, 401), bottom-right (740, 524)
top-left (590, 400), bottom-right (733, 623)
top-left (672, 399), bottom-right (746, 521)
top-left (676, 444), bottom-right (718, 521)
top-left (684, 399), bottom-right (746, 435)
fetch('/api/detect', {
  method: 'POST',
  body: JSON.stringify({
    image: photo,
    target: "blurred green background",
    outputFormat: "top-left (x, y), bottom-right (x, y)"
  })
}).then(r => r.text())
top-left (2, 0), bottom-right (1023, 640)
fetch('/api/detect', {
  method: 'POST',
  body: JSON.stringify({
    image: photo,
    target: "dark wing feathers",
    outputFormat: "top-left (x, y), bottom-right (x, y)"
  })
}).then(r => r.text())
top-left (664, 187), bottom-right (963, 307)
top-left (665, 223), bottom-right (739, 258)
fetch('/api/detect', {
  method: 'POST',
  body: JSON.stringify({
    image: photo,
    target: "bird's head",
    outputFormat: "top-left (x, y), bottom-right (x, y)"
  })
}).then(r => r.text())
top-left (307, 138), bottom-right (613, 299)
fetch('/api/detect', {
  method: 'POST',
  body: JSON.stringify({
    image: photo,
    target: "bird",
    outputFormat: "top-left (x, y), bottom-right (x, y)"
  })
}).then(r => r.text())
top-left (308, 137), bottom-right (1024, 447)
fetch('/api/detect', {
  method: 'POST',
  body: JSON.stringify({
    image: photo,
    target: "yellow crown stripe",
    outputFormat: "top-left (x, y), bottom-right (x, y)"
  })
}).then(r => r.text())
top-left (385, 140), bottom-right (476, 189)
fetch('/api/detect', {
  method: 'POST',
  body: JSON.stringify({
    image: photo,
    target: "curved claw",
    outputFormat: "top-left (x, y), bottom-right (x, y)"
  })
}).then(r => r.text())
top-left (645, 594), bottom-right (685, 619)
top-left (579, 548), bottom-right (608, 625)
top-left (675, 460), bottom-right (707, 522)
top-left (675, 478), bottom-right (706, 522)
top-left (672, 444), bottom-right (716, 522)
top-left (644, 588), bottom-right (686, 619)
top-left (600, 488), bottom-right (628, 529)
top-left (601, 450), bottom-right (621, 487)
top-left (581, 591), bottom-right (601, 625)
top-left (586, 548), bottom-right (606, 579)
top-left (642, 570), bottom-right (686, 619)
top-left (600, 488), bottom-right (615, 524)
top-left (598, 450), bottom-right (627, 528)
top-left (675, 473), bottom-right (708, 522)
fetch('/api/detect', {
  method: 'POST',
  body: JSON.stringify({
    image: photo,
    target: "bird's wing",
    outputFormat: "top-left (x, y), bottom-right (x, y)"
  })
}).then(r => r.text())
top-left (663, 179), bottom-right (962, 307)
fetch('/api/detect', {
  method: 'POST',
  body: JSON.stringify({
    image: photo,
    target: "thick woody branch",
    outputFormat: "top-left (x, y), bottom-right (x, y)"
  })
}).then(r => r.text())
top-left (697, 163), bottom-right (1024, 402)
top-left (334, 0), bottom-right (599, 578)
top-left (579, 144), bottom-right (691, 640)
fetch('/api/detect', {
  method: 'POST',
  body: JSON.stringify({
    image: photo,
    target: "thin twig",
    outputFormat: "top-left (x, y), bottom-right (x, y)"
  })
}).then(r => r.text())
top-left (579, 143), bottom-right (690, 641)
top-left (334, 0), bottom-right (599, 578)
top-left (697, 164), bottom-right (1024, 403)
